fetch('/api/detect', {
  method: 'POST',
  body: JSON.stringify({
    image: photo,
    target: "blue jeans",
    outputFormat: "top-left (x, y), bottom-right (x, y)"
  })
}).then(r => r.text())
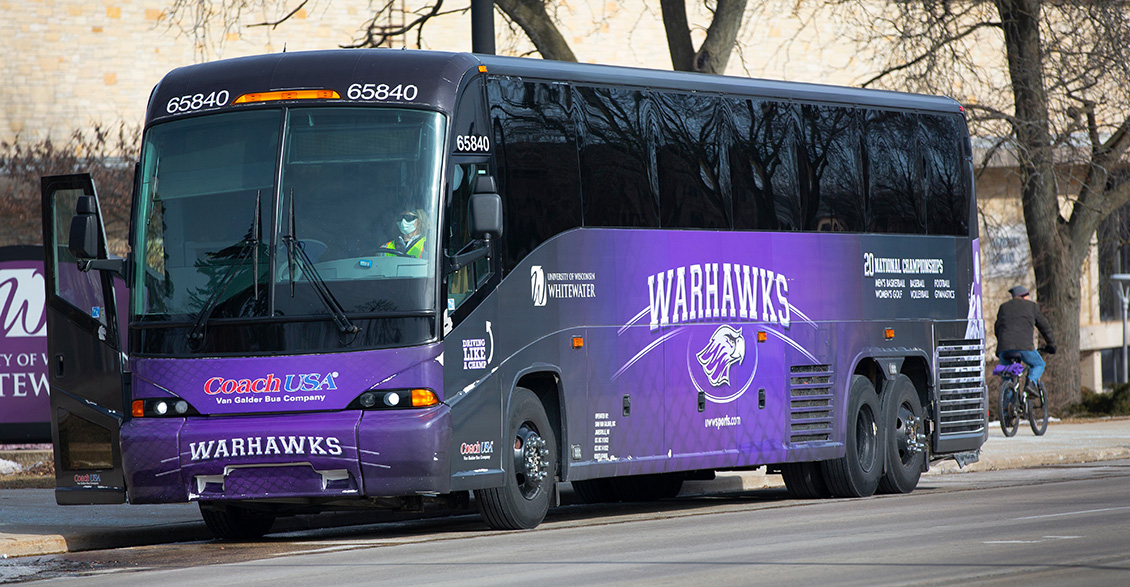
top-left (999, 350), bottom-right (1045, 385)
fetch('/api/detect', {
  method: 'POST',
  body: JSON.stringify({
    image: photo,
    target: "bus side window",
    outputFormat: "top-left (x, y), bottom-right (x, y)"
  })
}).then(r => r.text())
top-left (800, 104), bottom-right (864, 232)
top-left (730, 99), bottom-right (802, 231)
top-left (865, 110), bottom-right (926, 235)
top-left (487, 77), bottom-right (582, 273)
top-left (921, 113), bottom-right (970, 236)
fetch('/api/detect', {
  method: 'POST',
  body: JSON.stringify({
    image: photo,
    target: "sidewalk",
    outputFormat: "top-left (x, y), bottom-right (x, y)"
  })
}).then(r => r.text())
top-left (2, 418), bottom-right (1129, 558)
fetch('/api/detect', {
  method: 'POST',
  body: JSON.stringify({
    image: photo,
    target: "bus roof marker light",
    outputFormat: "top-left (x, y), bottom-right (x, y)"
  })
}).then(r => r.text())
top-left (232, 89), bottom-right (341, 104)
top-left (757, 331), bottom-right (768, 343)
top-left (884, 328), bottom-right (895, 340)
top-left (572, 336), bottom-right (584, 349)
top-left (478, 65), bottom-right (487, 73)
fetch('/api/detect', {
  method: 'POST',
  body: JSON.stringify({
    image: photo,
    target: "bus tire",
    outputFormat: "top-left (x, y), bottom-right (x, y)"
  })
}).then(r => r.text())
top-left (475, 388), bottom-right (556, 530)
top-left (609, 473), bottom-right (684, 502)
top-left (821, 375), bottom-right (883, 498)
top-left (877, 375), bottom-right (925, 494)
top-left (199, 503), bottom-right (275, 540)
top-left (572, 478), bottom-right (620, 504)
top-left (781, 462), bottom-right (831, 499)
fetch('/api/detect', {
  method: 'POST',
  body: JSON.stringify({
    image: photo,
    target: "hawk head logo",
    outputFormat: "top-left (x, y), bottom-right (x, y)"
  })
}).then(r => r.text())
top-left (696, 325), bottom-right (745, 387)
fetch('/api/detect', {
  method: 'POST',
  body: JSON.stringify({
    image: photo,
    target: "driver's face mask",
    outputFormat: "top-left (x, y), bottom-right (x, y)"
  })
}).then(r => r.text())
top-left (399, 214), bottom-right (418, 235)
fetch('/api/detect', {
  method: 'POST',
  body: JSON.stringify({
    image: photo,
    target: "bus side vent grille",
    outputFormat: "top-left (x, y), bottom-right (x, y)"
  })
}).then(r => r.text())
top-left (789, 364), bottom-right (834, 444)
top-left (936, 339), bottom-right (987, 438)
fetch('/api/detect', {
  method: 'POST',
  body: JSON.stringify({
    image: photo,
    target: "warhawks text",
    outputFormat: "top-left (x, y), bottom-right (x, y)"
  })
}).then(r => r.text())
top-left (648, 263), bottom-right (791, 331)
top-left (189, 435), bottom-right (344, 461)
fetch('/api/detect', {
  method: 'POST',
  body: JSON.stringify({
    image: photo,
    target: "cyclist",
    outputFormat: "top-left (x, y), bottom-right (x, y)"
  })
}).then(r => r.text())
top-left (994, 285), bottom-right (1056, 392)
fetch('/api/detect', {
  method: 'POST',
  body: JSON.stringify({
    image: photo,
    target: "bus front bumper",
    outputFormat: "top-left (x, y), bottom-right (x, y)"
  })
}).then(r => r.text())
top-left (122, 406), bottom-right (452, 504)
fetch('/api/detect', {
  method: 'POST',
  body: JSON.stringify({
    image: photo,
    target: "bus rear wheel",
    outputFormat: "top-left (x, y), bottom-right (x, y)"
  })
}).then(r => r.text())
top-left (877, 375), bottom-right (925, 494)
top-left (199, 503), bottom-right (275, 541)
top-left (475, 388), bottom-right (556, 530)
top-left (821, 376), bottom-right (883, 498)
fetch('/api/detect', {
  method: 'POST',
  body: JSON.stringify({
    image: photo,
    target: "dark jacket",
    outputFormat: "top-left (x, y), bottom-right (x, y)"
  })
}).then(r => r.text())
top-left (994, 297), bottom-right (1055, 351)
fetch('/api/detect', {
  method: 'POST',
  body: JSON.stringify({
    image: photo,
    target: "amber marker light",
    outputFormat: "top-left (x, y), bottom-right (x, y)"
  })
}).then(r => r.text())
top-left (757, 331), bottom-right (768, 343)
top-left (572, 336), bottom-right (584, 349)
top-left (884, 328), bottom-right (895, 340)
top-left (132, 400), bottom-right (145, 418)
top-left (233, 89), bottom-right (341, 104)
top-left (411, 389), bottom-right (440, 407)
top-left (478, 65), bottom-right (488, 73)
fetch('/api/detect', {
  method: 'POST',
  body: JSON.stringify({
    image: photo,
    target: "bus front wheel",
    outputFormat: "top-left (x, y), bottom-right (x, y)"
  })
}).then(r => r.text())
top-left (821, 376), bottom-right (883, 498)
top-left (475, 388), bottom-right (556, 530)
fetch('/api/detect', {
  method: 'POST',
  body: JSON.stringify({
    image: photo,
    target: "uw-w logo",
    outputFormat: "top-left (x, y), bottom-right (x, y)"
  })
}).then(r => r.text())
top-left (696, 325), bottom-right (745, 387)
top-left (0, 269), bottom-right (47, 338)
top-left (531, 265), bottom-right (547, 307)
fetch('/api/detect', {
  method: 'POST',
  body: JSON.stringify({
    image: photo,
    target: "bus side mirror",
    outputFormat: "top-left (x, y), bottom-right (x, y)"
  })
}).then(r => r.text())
top-left (470, 176), bottom-right (502, 239)
top-left (69, 195), bottom-right (101, 260)
top-left (67, 194), bottom-right (128, 279)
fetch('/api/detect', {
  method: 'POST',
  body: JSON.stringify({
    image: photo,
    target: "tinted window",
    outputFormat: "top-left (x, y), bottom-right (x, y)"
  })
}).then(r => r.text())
top-left (729, 99), bottom-right (801, 230)
top-left (487, 78), bottom-right (583, 271)
top-left (800, 104), bottom-right (864, 232)
top-left (654, 92), bottom-right (729, 229)
top-left (575, 86), bottom-right (658, 228)
top-left (920, 113), bottom-right (970, 236)
top-left (865, 110), bottom-right (925, 234)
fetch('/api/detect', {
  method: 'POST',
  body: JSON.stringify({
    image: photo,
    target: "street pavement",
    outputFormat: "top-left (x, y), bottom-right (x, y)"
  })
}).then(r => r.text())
top-left (2, 418), bottom-right (1128, 558)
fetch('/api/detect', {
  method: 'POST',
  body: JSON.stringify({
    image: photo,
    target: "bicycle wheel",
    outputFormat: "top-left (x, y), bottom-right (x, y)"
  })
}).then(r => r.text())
top-left (998, 379), bottom-right (1019, 437)
top-left (1026, 381), bottom-right (1048, 436)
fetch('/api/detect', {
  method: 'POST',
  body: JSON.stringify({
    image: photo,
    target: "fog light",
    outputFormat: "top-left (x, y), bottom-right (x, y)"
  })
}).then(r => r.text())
top-left (174, 400), bottom-right (189, 414)
top-left (359, 392), bottom-right (378, 408)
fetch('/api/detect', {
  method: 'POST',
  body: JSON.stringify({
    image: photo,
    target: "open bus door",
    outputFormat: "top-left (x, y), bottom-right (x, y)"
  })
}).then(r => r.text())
top-left (40, 174), bottom-right (127, 505)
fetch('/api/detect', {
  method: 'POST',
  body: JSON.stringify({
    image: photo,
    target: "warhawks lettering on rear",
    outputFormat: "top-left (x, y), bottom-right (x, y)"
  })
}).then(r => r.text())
top-left (188, 436), bottom-right (344, 461)
top-left (648, 263), bottom-right (791, 332)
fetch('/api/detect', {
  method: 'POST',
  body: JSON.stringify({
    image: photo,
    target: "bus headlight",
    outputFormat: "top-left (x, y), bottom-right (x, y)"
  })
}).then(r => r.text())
top-left (353, 389), bottom-right (440, 410)
top-left (131, 398), bottom-right (198, 418)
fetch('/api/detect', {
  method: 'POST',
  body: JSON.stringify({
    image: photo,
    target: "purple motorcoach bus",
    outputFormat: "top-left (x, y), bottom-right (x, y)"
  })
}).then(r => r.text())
top-left (40, 50), bottom-right (986, 539)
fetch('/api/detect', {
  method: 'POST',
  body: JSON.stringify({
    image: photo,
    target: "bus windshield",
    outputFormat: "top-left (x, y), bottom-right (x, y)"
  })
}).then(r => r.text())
top-left (131, 107), bottom-right (445, 355)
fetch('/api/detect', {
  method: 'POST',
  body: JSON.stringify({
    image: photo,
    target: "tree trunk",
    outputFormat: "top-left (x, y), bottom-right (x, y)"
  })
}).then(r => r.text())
top-left (495, 0), bottom-right (577, 62)
top-left (661, 0), bottom-right (747, 74)
top-left (996, 0), bottom-right (1080, 407)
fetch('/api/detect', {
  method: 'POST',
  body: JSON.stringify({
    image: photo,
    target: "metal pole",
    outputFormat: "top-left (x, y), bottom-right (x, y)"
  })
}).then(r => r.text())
top-left (1116, 289), bottom-right (1125, 386)
top-left (1114, 275), bottom-right (1130, 384)
top-left (471, 0), bottom-right (495, 55)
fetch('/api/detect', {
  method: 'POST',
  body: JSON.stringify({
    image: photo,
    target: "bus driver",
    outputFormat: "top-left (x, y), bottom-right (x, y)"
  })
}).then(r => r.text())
top-left (383, 208), bottom-right (428, 258)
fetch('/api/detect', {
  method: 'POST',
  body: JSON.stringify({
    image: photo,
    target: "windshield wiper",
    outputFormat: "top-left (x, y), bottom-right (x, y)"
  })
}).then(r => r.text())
top-left (282, 191), bottom-right (359, 335)
top-left (187, 192), bottom-right (263, 344)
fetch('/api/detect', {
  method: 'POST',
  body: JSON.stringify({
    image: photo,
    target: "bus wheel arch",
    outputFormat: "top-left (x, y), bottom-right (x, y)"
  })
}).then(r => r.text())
top-left (821, 375), bottom-right (883, 497)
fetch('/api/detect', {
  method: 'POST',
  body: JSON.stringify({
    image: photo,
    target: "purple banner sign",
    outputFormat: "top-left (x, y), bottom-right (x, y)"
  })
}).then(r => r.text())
top-left (0, 246), bottom-right (50, 441)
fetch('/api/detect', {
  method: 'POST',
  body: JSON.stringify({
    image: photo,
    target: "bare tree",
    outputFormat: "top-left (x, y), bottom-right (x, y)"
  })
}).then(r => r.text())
top-left (820, 0), bottom-right (1130, 408)
top-left (165, 1), bottom-right (749, 73)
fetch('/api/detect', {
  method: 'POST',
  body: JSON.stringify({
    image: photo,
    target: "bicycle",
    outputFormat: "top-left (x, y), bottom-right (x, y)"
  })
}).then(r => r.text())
top-left (992, 350), bottom-right (1049, 436)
